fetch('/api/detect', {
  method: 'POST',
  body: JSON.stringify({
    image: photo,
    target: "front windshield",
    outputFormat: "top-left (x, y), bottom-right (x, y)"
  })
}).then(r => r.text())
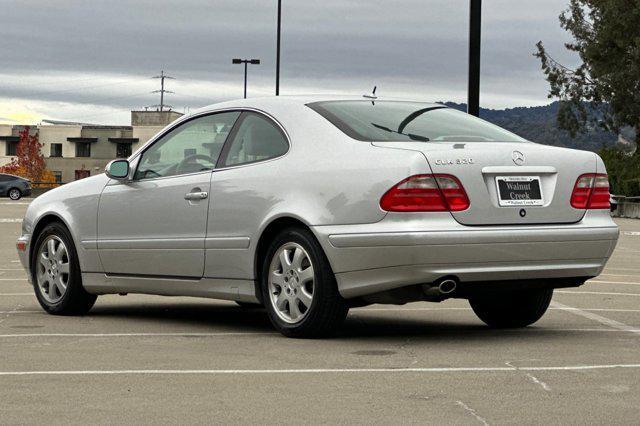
top-left (307, 101), bottom-right (526, 143)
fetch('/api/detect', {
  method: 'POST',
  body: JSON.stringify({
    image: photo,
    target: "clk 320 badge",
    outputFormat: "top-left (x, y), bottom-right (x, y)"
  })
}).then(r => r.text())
top-left (434, 158), bottom-right (474, 165)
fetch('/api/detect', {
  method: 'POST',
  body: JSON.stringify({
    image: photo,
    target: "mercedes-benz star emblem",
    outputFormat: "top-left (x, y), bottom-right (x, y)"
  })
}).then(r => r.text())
top-left (512, 150), bottom-right (525, 166)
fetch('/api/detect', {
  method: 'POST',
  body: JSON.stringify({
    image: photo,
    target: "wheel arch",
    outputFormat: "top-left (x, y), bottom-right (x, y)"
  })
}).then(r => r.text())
top-left (253, 216), bottom-right (330, 302)
top-left (29, 213), bottom-right (74, 273)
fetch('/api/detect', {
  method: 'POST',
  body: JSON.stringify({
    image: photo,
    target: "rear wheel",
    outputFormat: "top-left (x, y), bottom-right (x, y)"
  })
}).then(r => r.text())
top-left (261, 227), bottom-right (348, 338)
top-left (469, 288), bottom-right (553, 328)
top-left (31, 222), bottom-right (97, 315)
top-left (8, 188), bottom-right (21, 200)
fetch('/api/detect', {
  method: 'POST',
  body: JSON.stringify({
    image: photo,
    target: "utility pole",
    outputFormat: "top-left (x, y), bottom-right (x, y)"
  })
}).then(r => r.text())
top-left (151, 70), bottom-right (175, 111)
top-left (276, 0), bottom-right (282, 95)
top-left (232, 59), bottom-right (261, 99)
top-left (467, 0), bottom-right (482, 117)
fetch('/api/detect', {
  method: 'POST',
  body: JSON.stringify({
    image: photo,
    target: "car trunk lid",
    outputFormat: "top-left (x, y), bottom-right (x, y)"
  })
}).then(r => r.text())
top-left (372, 141), bottom-right (598, 225)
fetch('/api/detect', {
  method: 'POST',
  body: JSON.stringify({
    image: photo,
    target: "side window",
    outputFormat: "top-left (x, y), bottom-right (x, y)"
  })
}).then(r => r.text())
top-left (135, 111), bottom-right (240, 180)
top-left (222, 112), bottom-right (288, 167)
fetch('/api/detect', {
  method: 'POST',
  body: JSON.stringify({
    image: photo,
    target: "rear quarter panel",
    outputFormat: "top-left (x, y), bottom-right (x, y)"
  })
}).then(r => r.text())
top-left (204, 103), bottom-right (430, 279)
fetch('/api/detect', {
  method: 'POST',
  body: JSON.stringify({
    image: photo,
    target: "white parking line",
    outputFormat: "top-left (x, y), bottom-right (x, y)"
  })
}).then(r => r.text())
top-left (1, 364), bottom-right (640, 377)
top-left (604, 267), bottom-right (640, 272)
top-left (505, 360), bottom-right (552, 392)
top-left (589, 280), bottom-right (640, 286)
top-left (0, 304), bottom-right (638, 314)
top-left (551, 301), bottom-right (640, 335)
top-left (1, 328), bottom-right (638, 339)
top-left (525, 373), bottom-right (552, 391)
top-left (455, 400), bottom-right (490, 425)
top-left (556, 290), bottom-right (640, 297)
top-left (0, 304), bottom-right (22, 326)
top-left (358, 307), bottom-right (640, 313)
top-left (0, 293), bottom-right (32, 296)
top-left (358, 307), bottom-right (471, 311)
top-left (0, 279), bottom-right (28, 281)
top-left (0, 202), bottom-right (30, 205)
top-left (0, 332), bottom-right (276, 338)
top-left (0, 218), bottom-right (22, 223)
top-left (599, 274), bottom-right (640, 278)
top-left (552, 308), bottom-right (640, 313)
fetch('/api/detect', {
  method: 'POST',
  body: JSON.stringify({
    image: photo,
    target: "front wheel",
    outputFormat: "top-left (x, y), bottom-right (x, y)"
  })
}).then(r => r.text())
top-left (8, 188), bottom-right (21, 200)
top-left (261, 227), bottom-right (348, 338)
top-left (469, 288), bottom-right (553, 328)
top-left (31, 222), bottom-right (97, 315)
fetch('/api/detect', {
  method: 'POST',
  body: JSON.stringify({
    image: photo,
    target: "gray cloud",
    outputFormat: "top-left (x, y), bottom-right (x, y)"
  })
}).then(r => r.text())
top-left (0, 0), bottom-right (578, 123)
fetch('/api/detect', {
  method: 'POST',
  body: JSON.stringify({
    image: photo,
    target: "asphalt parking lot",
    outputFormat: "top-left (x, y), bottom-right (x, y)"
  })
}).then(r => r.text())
top-left (0, 199), bottom-right (639, 424)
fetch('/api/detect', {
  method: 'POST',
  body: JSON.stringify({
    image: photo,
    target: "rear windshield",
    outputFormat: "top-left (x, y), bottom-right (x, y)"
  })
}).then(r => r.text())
top-left (307, 101), bottom-right (526, 143)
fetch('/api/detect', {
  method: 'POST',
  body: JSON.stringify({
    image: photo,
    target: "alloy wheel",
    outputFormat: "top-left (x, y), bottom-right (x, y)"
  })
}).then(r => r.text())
top-left (35, 236), bottom-right (70, 303)
top-left (268, 242), bottom-right (315, 324)
top-left (8, 189), bottom-right (20, 200)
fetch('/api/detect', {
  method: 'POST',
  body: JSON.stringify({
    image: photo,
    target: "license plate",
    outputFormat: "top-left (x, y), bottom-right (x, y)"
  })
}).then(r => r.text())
top-left (495, 176), bottom-right (543, 207)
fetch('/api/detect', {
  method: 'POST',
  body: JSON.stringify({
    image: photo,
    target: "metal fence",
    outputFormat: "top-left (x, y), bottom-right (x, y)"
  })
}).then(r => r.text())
top-left (30, 181), bottom-right (63, 189)
top-left (28, 181), bottom-right (64, 197)
top-left (612, 195), bottom-right (640, 219)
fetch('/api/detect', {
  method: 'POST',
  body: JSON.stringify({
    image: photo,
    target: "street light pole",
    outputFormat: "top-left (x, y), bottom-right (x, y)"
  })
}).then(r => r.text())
top-left (232, 58), bottom-right (261, 99)
top-left (244, 62), bottom-right (248, 99)
top-left (468, 0), bottom-right (482, 117)
top-left (276, 0), bottom-right (282, 95)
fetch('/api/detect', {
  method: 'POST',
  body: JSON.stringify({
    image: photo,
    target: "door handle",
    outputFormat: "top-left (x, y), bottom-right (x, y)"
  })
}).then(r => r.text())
top-left (184, 191), bottom-right (208, 201)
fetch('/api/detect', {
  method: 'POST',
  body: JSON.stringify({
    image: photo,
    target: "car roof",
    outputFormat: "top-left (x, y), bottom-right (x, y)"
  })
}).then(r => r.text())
top-left (0, 173), bottom-right (25, 180)
top-left (193, 95), bottom-right (444, 115)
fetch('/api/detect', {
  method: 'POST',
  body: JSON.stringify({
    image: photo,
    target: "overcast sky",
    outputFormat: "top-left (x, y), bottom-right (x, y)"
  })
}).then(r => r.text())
top-left (0, 0), bottom-right (578, 125)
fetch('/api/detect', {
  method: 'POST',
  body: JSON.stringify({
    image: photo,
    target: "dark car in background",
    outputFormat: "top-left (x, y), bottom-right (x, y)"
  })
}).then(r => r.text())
top-left (0, 173), bottom-right (31, 200)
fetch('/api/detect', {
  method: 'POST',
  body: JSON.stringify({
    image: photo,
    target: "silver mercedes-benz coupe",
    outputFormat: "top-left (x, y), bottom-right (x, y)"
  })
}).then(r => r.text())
top-left (16, 96), bottom-right (619, 337)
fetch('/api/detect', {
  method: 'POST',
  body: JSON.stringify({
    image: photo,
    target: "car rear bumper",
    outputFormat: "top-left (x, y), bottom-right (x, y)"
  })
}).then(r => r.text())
top-left (312, 210), bottom-right (619, 299)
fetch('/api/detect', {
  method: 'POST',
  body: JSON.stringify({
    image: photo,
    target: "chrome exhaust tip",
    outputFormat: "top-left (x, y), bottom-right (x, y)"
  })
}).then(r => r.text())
top-left (422, 277), bottom-right (459, 298)
top-left (438, 279), bottom-right (457, 294)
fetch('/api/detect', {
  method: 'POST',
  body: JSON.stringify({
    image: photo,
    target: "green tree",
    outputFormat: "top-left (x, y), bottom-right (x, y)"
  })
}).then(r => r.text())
top-left (535, 0), bottom-right (640, 149)
top-left (599, 147), bottom-right (640, 195)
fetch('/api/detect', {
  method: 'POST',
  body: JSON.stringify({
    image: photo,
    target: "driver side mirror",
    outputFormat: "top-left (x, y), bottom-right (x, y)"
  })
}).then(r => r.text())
top-left (105, 159), bottom-right (130, 180)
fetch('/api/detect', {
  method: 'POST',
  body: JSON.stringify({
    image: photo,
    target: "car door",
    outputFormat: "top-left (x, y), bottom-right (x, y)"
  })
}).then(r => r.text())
top-left (0, 174), bottom-right (8, 196)
top-left (204, 111), bottom-right (290, 279)
top-left (97, 111), bottom-right (240, 277)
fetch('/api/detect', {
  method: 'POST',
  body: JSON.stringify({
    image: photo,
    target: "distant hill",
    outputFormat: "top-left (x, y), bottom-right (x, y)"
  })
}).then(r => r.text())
top-left (443, 101), bottom-right (620, 152)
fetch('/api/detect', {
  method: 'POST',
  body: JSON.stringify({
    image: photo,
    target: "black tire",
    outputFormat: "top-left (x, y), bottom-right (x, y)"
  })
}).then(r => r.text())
top-left (260, 227), bottom-right (348, 338)
top-left (235, 301), bottom-right (263, 308)
top-left (8, 188), bottom-right (21, 200)
top-left (31, 222), bottom-right (97, 315)
top-left (469, 288), bottom-right (553, 328)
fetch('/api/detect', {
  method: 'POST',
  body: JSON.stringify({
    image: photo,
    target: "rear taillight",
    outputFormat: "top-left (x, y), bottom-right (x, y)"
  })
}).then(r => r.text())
top-left (570, 173), bottom-right (610, 209)
top-left (380, 174), bottom-right (470, 212)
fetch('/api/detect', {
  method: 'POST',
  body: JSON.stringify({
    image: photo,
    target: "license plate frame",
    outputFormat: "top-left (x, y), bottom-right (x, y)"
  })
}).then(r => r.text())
top-left (495, 176), bottom-right (543, 207)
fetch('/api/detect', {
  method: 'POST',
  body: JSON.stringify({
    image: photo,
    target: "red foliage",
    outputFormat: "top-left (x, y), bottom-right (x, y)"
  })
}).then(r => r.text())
top-left (0, 127), bottom-right (50, 182)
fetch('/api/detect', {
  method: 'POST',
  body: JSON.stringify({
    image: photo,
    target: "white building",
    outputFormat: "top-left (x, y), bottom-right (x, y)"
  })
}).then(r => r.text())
top-left (1, 110), bottom-right (182, 183)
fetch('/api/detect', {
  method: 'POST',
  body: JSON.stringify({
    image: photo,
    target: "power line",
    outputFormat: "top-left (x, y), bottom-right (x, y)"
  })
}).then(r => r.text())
top-left (0, 73), bottom-right (150, 91)
top-left (48, 92), bottom-right (158, 122)
top-left (41, 91), bottom-right (153, 111)
top-left (151, 70), bottom-right (175, 111)
top-left (0, 76), bottom-right (153, 98)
